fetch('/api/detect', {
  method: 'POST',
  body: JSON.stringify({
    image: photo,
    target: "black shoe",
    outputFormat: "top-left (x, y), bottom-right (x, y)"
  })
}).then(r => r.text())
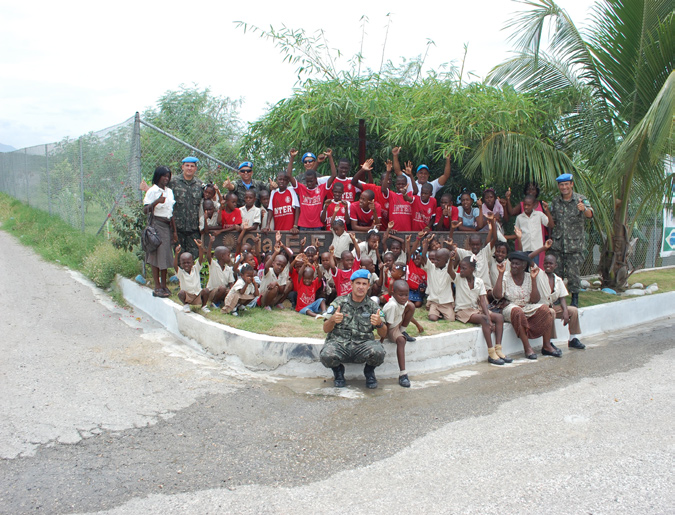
top-left (402, 331), bottom-right (416, 342)
top-left (332, 364), bottom-right (346, 388)
top-left (500, 355), bottom-right (513, 363)
top-left (542, 347), bottom-right (563, 357)
top-left (398, 374), bottom-right (411, 387)
top-left (488, 356), bottom-right (506, 365)
top-left (571, 293), bottom-right (579, 307)
top-left (568, 338), bottom-right (586, 350)
top-left (364, 364), bottom-right (378, 389)
top-left (526, 353), bottom-right (538, 360)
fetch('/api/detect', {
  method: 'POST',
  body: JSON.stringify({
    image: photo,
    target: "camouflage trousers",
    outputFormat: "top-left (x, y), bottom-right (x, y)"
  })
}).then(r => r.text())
top-left (320, 339), bottom-right (386, 368)
top-left (176, 230), bottom-right (201, 260)
top-left (549, 250), bottom-right (584, 294)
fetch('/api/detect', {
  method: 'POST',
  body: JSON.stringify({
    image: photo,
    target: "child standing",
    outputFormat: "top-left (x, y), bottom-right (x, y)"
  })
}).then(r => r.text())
top-left (420, 239), bottom-right (455, 322)
top-left (330, 218), bottom-right (352, 261)
top-left (293, 258), bottom-right (326, 316)
top-left (287, 148), bottom-right (335, 230)
top-left (265, 172), bottom-right (299, 231)
top-left (382, 280), bottom-right (418, 388)
top-left (321, 182), bottom-right (349, 230)
top-left (329, 236), bottom-right (361, 297)
top-left (174, 241), bottom-right (210, 314)
top-left (434, 194), bottom-right (459, 231)
top-left (381, 159), bottom-right (414, 232)
top-left (405, 234), bottom-right (428, 308)
top-left (456, 191), bottom-right (484, 231)
top-left (451, 214), bottom-right (497, 291)
top-left (220, 192), bottom-right (242, 232)
top-left (411, 183), bottom-right (437, 231)
top-left (449, 255), bottom-right (510, 365)
top-left (515, 195), bottom-right (554, 265)
top-left (240, 190), bottom-right (261, 231)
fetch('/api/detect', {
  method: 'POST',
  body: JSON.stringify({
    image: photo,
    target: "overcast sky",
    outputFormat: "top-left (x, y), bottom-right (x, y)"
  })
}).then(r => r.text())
top-left (0, 0), bottom-right (593, 150)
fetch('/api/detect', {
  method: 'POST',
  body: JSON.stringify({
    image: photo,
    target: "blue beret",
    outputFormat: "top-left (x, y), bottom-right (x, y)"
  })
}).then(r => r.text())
top-left (182, 156), bottom-right (199, 163)
top-left (416, 164), bottom-right (429, 172)
top-left (556, 173), bottom-right (573, 183)
top-left (302, 152), bottom-right (316, 162)
top-left (238, 161), bottom-right (253, 170)
top-left (350, 269), bottom-right (371, 282)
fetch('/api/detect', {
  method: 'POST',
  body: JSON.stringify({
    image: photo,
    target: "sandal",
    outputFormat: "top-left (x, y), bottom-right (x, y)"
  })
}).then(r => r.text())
top-left (152, 288), bottom-right (163, 297)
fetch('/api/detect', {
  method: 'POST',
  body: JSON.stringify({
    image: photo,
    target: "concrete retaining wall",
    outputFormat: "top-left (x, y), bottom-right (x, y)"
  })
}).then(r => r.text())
top-left (118, 276), bottom-right (675, 379)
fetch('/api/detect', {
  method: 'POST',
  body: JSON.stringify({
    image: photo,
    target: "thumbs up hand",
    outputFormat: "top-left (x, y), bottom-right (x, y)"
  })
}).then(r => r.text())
top-left (332, 306), bottom-right (344, 324)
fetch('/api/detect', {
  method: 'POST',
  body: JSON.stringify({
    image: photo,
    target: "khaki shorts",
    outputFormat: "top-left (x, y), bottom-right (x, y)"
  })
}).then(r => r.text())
top-left (428, 302), bottom-right (455, 321)
top-left (386, 324), bottom-right (405, 344)
top-left (456, 308), bottom-right (482, 324)
top-left (183, 292), bottom-right (203, 305)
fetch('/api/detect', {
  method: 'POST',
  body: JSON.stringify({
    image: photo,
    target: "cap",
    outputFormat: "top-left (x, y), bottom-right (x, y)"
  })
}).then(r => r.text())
top-left (302, 152), bottom-right (316, 163)
top-left (182, 156), bottom-right (199, 164)
top-left (508, 251), bottom-right (533, 270)
top-left (238, 161), bottom-right (253, 170)
top-left (350, 269), bottom-right (371, 281)
top-left (556, 173), bottom-right (573, 183)
top-left (416, 164), bottom-right (429, 172)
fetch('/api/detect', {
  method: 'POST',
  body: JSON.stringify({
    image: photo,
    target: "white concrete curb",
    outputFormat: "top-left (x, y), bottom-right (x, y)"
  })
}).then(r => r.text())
top-left (117, 276), bottom-right (675, 379)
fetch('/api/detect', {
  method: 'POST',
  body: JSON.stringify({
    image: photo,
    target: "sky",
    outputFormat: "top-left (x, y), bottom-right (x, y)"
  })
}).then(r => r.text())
top-left (0, 0), bottom-right (594, 150)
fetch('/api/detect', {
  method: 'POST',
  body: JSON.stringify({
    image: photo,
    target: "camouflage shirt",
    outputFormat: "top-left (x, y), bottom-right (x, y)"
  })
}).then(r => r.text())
top-left (324, 294), bottom-right (381, 346)
top-left (169, 174), bottom-right (204, 232)
top-left (233, 179), bottom-right (269, 208)
top-left (550, 191), bottom-right (591, 253)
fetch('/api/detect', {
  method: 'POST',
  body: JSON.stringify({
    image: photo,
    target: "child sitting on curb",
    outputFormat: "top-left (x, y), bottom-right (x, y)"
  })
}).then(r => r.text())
top-left (174, 241), bottom-right (210, 314)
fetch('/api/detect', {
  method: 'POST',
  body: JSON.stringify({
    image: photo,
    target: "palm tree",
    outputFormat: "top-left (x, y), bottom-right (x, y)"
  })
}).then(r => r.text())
top-left (469, 0), bottom-right (674, 288)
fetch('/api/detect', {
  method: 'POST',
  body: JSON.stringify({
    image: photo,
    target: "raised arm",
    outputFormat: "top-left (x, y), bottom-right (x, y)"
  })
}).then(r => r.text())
top-left (325, 149), bottom-right (337, 189)
top-left (529, 266), bottom-right (541, 304)
top-left (381, 159), bottom-right (392, 196)
top-left (438, 152), bottom-right (452, 186)
top-left (205, 233), bottom-right (215, 265)
top-left (173, 244), bottom-right (181, 271)
top-left (541, 200), bottom-right (554, 228)
top-left (492, 262), bottom-right (505, 299)
top-left (392, 146), bottom-right (402, 176)
top-left (529, 239), bottom-right (553, 260)
top-left (195, 238), bottom-right (205, 265)
top-left (350, 232), bottom-right (361, 260)
top-left (404, 161), bottom-right (418, 196)
top-left (287, 149), bottom-right (298, 187)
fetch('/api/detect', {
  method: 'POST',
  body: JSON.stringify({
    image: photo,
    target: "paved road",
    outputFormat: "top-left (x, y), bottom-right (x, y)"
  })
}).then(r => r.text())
top-left (0, 230), bottom-right (673, 514)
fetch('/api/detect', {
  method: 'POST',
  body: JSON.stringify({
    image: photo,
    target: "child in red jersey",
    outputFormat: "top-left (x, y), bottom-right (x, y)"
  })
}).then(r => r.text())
top-left (321, 182), bottom-right (349, 230)
top-left (381, 159), bottom-right (414, 231)
top-left (349, 189), bottom-right (382, 231)
top-left (265, 172), bottom-right (299, 232)
top-left (405, 233), bottom-right (428, 308)
top-left (411, 183), bottom-right (437, 231)
top-left (433, 193), bottom-right (459, 231)
top-left (287, 148), bottom-right (335, 230)
top-left (351, 158), bottom-right (389, 230)
top-left (220, 192), bottom-right (242, 232)
top-left (325, 157), bottom-right (358, 203)
top-left (328, 234), bottom-right (361, 297)
top-left (293, 257), bottom-right (326, 316)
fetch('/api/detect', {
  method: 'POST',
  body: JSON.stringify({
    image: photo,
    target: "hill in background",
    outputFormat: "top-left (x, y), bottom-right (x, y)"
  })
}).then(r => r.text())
top-left (0, 143), bottom-right (16, 153)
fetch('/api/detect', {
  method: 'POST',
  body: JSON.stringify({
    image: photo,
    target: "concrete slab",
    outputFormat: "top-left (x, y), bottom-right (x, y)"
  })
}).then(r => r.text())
top-left (118, 276), bottom-right (675, 379)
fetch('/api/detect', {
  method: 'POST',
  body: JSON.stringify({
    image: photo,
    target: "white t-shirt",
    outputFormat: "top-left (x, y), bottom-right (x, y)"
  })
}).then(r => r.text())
top-left (403, 174), bottom-right (443, 197)
top-left (536, 271), bottom-right (568, 306)
top-left (452, 275), bottom-right (487, 312)
top-left (240, 205), bottom-right (262, 228)
top-left (143, 185), bottom-right (175, 218)
top-left (383, 297), bottom-right (406, 327)
top-left (515, 211), bottom-right (549, 251)
top-left (207, 260), bottom-right (234, 290)
top-left (423, 260), bottom-right (454, 304)
top-left (199, 211), bottom-right (220, 231)
top-left (489, 257), bottom-right (511, 288)
top-left (332, 232), bottom-right (352, 258)
top-left (353, 240), bottom-right (378, 264)
top-left (176, 259), bottom-right (202, 295)
top-left (456, 245), bottom-right (493, 290)
top-left (231, 277), bottom-right (255, 296)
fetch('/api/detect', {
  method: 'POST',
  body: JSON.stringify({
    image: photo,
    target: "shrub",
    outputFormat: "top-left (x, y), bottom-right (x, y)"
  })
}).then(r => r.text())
top-left (83, 241), bottom-right (140, 288)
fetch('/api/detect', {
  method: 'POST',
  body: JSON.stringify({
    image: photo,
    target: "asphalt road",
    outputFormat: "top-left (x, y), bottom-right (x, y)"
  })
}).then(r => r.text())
top-left (0, 230), bottom-right (673, 514)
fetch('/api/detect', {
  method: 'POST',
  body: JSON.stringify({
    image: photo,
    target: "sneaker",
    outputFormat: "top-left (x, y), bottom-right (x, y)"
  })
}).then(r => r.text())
top-left (402, 331), bottom-right (416, 342)
top-left (181, 305), bottom-right (190, 313)
top-left (276, 303), bottom-right (285, 310)
top-left (398, 374), bottom-right (411, 388)
top-left (211, 301), bottom-right (221, 308)
top-left (200, 306), bottom-right (211, 314)
top-left (231, 310), bottom-right (239, 317)
top-left (364, 365), bottom-right (378, 389)
top-left (264, 306), bottom-right (272, 311)
top-left (568, 338), bottom-right (586, 349)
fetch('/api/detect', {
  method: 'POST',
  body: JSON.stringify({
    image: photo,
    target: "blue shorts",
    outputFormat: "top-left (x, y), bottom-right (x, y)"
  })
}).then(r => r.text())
top-left (299, 298), bottom-right (324, 315)
top-left (409, 288), bottom-right (423, 302)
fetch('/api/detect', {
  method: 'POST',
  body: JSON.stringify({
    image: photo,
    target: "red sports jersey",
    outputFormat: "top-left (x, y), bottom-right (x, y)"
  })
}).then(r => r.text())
top-left (221, 208), bottom-right (242, 228)
top-left (293, 274), bottom-right (322, 312)
top-left (386, 191), bottom-right (412, 231)
top-left (294, 183), bottom-right (326, 229)
top-left (332, 259), bottom-right (361, 296)
top-left (349, 201), bottom-right (382, 228)
top-left (406, 259), bottom-right (427, 291)
top-left (434, 205), bottom-right (459, 230)
top-left (411, 196), bottom-right (437, 231)
top-left (268, 188), bottom-right (299, 230)
top-left (324, 201), bottom-right (347, 230)
top-left (358, 182), bottom-right (389, 229)
top-left (326, 177), bottom-right (358, 203)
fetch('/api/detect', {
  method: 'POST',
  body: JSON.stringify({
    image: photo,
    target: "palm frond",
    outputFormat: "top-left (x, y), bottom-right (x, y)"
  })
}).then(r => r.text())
top-left (463, 131), bottom-right (576, 190)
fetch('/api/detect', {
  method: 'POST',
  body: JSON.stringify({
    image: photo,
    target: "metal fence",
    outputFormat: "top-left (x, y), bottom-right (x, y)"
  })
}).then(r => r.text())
top-left (1, 114), bottom-right (673, 274)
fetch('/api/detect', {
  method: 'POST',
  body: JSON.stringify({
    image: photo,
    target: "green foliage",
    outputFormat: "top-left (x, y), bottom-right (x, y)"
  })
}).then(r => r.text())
top-left (141, 84), bottom-right (244, 185)
top-left (110, 187), bottom-right (145, 254)
top-left (0, 192), bottom-right (99, 269)
top-left (83, 241), bottom-right (140, 288)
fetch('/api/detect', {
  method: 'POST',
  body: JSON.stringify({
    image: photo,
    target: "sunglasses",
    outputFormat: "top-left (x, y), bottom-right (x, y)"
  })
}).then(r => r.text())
top-left (239, 169), bottom-right (252, 174)
top-left (303, 159), bottom-right (315, 164)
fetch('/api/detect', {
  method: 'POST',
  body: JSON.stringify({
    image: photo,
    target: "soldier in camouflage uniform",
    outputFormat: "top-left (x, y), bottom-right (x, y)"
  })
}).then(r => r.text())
top-left (225, 161), bottom-right (270, 208)
top-left (321, 269), bottom-right (388, 389)
top-left (170, 157), bottom-right (204, 259)
top-left (549, 173), bottom-right (594, 307)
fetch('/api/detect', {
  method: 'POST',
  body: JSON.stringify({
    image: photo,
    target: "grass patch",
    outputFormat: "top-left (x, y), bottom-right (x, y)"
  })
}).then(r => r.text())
top-left (83, 241), bottom-right (140, 288)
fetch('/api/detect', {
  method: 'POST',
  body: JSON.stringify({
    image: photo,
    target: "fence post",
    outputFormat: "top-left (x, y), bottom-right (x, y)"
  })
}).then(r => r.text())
top-left (24, 148), bottom-right (29, 204)
top-left (46, 144), bottom-right (52, 215)
top-left (130, 112), bottom-right (142, 201)
top-left (79, 137), bottom-right (85, 233)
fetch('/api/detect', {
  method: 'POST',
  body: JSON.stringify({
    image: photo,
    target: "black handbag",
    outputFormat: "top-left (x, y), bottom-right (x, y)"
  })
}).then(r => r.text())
top-left (142, 213), bottom-right (161, 253)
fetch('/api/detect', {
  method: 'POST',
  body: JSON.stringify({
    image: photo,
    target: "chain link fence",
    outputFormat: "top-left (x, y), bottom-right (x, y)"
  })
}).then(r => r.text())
top-left (1, 112), bottom-right (673, 274)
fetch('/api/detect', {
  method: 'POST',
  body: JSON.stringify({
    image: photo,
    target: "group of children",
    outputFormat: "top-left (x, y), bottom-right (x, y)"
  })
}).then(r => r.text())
top-left (168, 149), bottom-right (579, 386)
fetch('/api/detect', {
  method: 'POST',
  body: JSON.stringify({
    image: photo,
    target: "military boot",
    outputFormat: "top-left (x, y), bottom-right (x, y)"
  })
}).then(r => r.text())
top-left (364, 364), bottom-right (378, 389)
top-left (571, 293), bottom-right (579, 307)
top-left (332, 364), bottom-right (346, 388)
